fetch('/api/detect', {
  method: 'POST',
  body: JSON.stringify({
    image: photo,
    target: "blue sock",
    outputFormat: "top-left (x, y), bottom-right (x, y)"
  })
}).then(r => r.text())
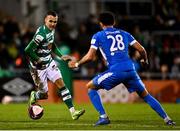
top-left (88, 89), bottom-right (106, 116)
top-left (144, 94), bottom-right (167, 119)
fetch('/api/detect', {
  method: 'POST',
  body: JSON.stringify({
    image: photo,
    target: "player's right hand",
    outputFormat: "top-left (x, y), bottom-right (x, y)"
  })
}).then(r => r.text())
top-left (68, 60), bottom-right (78, 68)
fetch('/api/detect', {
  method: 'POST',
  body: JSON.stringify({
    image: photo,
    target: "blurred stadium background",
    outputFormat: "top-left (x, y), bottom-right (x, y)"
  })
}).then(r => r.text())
top-left (0, 0), bottom-right (180, 119)
top-left (0, 0), bottom-right (180, 129)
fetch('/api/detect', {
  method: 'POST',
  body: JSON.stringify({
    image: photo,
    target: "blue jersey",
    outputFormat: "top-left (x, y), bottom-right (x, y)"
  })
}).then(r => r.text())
top-left (91, 27), bottom-right (136, 71)
top-left (92, 27), bottom-right (145, 93)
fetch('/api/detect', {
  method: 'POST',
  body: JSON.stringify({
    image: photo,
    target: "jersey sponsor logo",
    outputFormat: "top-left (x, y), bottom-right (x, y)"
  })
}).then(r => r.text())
top-left (98, 72), bottom-right (113, 84)
top-left (37, 49), bottom-right (51, 54)
top-left (41, 55), bottom-right (51, 61)
top-left (46, 33), bottom-right (54, 43)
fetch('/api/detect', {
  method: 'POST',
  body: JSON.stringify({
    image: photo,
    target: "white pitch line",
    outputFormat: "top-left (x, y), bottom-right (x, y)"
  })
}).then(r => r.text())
top-left (1, 122), bottom-right (179, 128)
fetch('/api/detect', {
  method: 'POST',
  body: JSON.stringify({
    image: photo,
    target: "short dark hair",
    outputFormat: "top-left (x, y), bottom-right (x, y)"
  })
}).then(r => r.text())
top-left (99, 12), bottom-right (115, 26)
top-left (45, 10), bottom-right (58, 17)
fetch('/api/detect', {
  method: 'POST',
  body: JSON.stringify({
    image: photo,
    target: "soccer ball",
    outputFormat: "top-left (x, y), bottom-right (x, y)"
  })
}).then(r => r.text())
top-left (28, 104), bottom-right (44, 120)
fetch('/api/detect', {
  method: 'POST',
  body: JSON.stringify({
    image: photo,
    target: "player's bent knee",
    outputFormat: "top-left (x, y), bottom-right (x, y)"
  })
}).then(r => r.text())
top-left (86, 81), bottom-right (96, 89)
top-left (138, 89), bottom-right (149, 98)
top-left (55, 78), bottom-right (65, 88)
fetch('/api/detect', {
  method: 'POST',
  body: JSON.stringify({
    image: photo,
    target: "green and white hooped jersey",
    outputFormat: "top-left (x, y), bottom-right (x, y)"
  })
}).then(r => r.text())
top-left (30, 25), bottom-right (55, 69)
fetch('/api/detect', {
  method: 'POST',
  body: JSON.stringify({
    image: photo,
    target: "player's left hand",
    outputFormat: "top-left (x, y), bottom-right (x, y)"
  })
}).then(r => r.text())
top-left (140, 59), bottom-right (149, 69)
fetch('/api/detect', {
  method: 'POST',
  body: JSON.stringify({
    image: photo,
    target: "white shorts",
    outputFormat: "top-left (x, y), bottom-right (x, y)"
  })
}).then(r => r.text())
top-left (30, 60), bottom-right (62, 93)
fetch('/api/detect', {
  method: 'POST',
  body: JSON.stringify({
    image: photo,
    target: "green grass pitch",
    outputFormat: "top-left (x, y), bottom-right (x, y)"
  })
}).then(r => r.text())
top-left (0, 103), bottom-right (179, 130)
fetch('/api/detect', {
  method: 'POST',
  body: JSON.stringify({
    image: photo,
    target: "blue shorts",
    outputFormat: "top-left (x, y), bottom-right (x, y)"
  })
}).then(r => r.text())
top-left (93, 69), bottom-right (145, 93)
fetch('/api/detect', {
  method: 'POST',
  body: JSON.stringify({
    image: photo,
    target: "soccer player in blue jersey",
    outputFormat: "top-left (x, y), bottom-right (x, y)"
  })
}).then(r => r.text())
top-left (68, 12), bottom-right (175, 126)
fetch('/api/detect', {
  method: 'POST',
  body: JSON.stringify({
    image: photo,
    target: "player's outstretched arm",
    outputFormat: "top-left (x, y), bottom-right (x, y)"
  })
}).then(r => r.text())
top-left (52, 43), bottom-right (73, 61)
top-left (52, 43), bottom-right (63, 57)
top-left (68, 48), bottom-right (97, 68)
top-left (61, 55), bottom-right (75, 61)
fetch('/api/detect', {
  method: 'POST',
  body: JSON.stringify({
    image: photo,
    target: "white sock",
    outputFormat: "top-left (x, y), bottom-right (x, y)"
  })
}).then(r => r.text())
top-left (164, 116), bottom-right (171, 123)
top-left (69, 107), bottom-right (75, 113)
top-left (35, 91), bottom-right (40, 99)
top-left (100, 114), bottom-right (108, 118)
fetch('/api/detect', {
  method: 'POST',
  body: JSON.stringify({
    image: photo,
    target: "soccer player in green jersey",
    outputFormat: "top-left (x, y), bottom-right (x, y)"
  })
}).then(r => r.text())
top-left (24, 10), bottom-right (85, 120)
